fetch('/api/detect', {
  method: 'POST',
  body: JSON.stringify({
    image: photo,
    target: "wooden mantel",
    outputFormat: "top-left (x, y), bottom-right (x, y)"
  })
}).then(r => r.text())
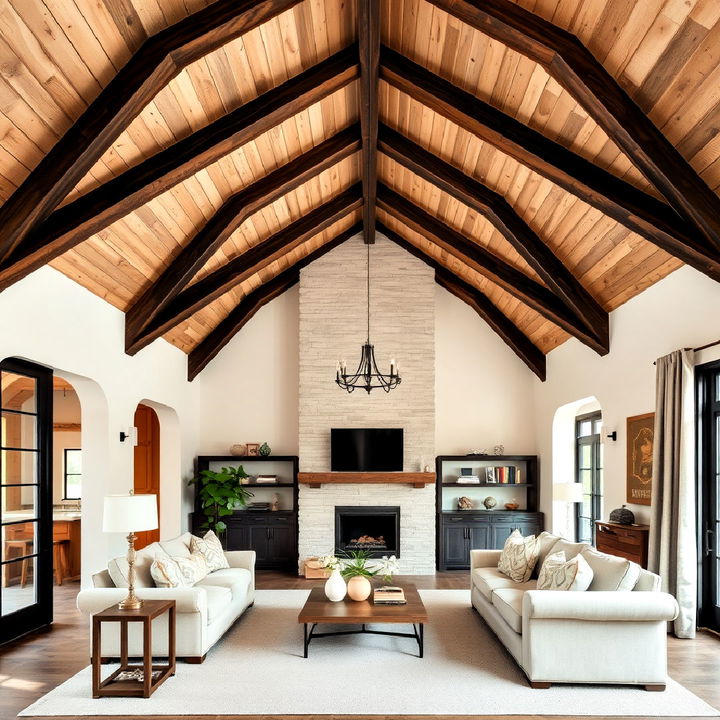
top-left (298, 472), bottom-right (435, 489)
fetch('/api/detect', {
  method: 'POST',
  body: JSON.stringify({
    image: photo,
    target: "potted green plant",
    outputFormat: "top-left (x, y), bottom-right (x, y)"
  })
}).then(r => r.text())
top-left (188, 466), bottom-right (254, 541)
top-left (340, 549), bottom-right (378, 601)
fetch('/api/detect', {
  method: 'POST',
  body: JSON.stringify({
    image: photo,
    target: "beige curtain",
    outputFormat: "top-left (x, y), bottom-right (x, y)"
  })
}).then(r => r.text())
top-left (648, 349), bottom-right (696, 638)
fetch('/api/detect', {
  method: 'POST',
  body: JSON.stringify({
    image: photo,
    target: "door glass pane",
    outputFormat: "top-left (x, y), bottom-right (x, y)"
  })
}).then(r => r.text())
top-left (1, 558), bottom-right (36, 615)
top-left (593, 419), bottom-right (603, 434)
top-left (1, 371), bottom-right (36, 413)
top-left (2, 485), bottom-right (37, 524)
top-left (579, 517), bottom-right (591, 544)
top-left (1, 411), bottom-right (37, 450)
top-left (579, 469), bottom-right (593, 492)
top-left (0, 449), bottom-right (37, 485)
top-left (1, 521), bottom-right (36, 560)
top-left (578, 420), bottom-right (592, 437)
top-left (579, 444), bottom-right (592, 468)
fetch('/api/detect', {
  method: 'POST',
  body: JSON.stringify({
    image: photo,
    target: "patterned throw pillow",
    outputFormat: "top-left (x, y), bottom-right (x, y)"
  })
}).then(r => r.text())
top-left (151, 549), bottom-right (208, 588)
top-left (497, 529), bottom-right (539, 582)
top-left (190, 530), bottom-right (230, 572)
top-left (537, 550), bottom-right (594, 591)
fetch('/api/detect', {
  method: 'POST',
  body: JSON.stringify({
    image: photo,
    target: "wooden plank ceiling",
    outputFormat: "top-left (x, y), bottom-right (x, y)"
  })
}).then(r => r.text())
top-left (0, 0), bottom-right (718, 380)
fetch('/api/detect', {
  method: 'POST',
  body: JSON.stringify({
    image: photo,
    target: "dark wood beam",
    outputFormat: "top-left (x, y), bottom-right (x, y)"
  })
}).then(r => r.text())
top-left (378, 123), bottom-right (608, 347)
top-left (358, 0), bottom-right (380, 244)
top-left (426, 0), bottom-right (720, 256)
top-left (188, 221), bottom-right (362, 380)
top-left (0, 0), bottom-right (304, 264)
top-left (380, 47), bottom-right (720, 283)
top-left (0, 46), bottom-right (359, 293)
top-left (377, 183), bottom-right (607, 355)
top-left (377, 222), bottom-right (545, 380)
top-left (127, 184), bottom-right (363, 354)
top-left (125, 125), bottom-right (361, 346)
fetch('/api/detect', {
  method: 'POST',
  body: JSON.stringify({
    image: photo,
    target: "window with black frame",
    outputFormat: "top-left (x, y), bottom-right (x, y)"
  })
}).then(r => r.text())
top-left (63, 448), bottom-right (81, 500)
top-left (575, 411), bottom-right (603, 544)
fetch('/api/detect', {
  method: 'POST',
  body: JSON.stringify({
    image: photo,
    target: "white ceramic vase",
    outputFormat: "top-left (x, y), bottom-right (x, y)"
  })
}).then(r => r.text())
top-left (347, 575), bottom-right (372, 601)
top-left (324, 568), bottom-right (346, 602)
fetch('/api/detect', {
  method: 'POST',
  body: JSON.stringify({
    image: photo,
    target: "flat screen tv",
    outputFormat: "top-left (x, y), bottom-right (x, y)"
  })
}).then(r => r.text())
top-left (331, 428), bottom-right (403, 472)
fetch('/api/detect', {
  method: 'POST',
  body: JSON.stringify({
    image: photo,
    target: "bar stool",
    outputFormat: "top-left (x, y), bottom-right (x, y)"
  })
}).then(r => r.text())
top-left (2, 539), bottom-right (33, 587)
top-left (53, 539), bottom-right (70, 586)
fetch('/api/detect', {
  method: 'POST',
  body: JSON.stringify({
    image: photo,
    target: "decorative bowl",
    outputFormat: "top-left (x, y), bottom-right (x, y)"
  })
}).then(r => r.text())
top-left (504, 502), bottom-right (520, 510)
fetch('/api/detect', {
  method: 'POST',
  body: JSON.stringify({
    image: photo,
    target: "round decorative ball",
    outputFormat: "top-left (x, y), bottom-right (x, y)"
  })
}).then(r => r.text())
top-left (230, 444), bottom-right (246, 456)
top-left (346, 575), bottom-right (372, 601)
top-left (483, 496), bottom-right (497, 510)
top-left (609, 505), bottom-right (635, 525)
top-left (259, 442), bottom-right (271, 457)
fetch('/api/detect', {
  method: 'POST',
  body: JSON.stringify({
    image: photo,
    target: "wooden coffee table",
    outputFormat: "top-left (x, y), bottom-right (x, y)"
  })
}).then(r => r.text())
top-left (298, 584), bottom-right (428, 658)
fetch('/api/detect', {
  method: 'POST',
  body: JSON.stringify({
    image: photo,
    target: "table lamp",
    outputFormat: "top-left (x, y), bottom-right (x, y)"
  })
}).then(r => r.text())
top-left (553, 482), bottom-right (585, 504)
top-left (102, 492), bottom-right (158, 610)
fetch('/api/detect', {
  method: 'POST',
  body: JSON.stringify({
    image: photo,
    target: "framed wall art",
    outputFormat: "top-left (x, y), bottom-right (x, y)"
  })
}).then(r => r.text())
top-left (626, 413), bottom-right (654, 506)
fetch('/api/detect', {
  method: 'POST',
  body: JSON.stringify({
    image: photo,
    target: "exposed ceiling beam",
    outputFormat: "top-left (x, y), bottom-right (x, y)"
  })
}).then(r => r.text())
top-left (380, 47), bottom-right (720, 283)
top-left (0, 46), bottom-right (360, 293)
top-left (126, 125), bottom-right (361, 347)
top-left (127, 184), bottom-right (363, 354)
top-left (0, 0), bottom-right (304, 265)
top-left (358, 0), bottom-right (380, 244)
top-left (377, 222), bottom-right (545, 380)
top-left (426, 0), bottom-right (720, 256)
top-left (377, 183), bottom-right (607, 355)
top-left (378, 123), bottom-right (608, 348)
top-left (188, 221), bottom-right (363, 381)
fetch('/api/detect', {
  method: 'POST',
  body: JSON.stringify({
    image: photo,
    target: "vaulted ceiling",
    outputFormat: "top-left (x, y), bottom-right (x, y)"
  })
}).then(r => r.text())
top-left (0, 0), bottom-right (719, 381)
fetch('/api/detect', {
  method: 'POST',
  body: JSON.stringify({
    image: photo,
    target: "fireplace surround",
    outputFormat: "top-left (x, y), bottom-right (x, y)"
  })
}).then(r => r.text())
top-left (335, 506), bottom-right (401, 558)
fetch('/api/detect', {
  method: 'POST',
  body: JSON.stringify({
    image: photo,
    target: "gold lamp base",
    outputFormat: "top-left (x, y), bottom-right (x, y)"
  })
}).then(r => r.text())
top-left (118, 596), bottom-right (144, 611)
top-left (117, 531), bottom-right (144, 611)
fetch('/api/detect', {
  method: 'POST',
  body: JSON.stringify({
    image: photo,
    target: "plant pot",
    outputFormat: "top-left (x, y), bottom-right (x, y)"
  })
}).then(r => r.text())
top-left (346, 575), bottom-right (372, 601)
top-left (324, 568), bottom-right (346, 602)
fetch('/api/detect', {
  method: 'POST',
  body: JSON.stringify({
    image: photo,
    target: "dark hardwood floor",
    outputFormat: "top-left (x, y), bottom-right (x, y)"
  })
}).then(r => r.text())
top-left (0, 572), bottom-right (718, 720)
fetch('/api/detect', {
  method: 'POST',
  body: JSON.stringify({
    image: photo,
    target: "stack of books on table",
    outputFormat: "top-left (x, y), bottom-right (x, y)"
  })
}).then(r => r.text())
top-left (456, 475), bottom-right (480, 484)
top-left (255, 475), bottom-right (277, 484)
top-left (247, 502), bottom-right (271, 511)
top-left (373, 586), bottom-right (407, 605)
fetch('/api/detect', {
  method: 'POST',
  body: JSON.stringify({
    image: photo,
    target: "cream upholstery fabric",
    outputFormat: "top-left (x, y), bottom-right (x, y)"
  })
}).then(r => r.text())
top-left (196, 568), bottom-right (251, 603)
top-left (191, 530), bottom-right (230, 572)
top-left (497, 530), bottom-right (539, 582)
top-left (203, 585), bottom-right (233, 624)
top-left (492, 588), bottom-right (524, 633)
top-left (107, 541), bottom-right (161, 588)
top-left (581, 547), bottom-right (641, 591)
top-left (550, 538), bottom-right (590, 561)
top-left (537, 551), bottom-right (594, 591)
top-left (151, 549), bottom-right (208, 588)
top-left (472, 567), bottom-right (537, 601)
top-left (159, 532), bottom-right (194, 559)
top-left (535, 531), bottom-right (561, 567)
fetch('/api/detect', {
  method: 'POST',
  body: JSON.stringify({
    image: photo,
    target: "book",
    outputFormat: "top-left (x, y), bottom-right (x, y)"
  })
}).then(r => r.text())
top-left (255, 475), bottom-right (277, 484)
top-left (456, 475), bottom-right (480, 484)
top-left (373, 586), bottom-right (406, 604)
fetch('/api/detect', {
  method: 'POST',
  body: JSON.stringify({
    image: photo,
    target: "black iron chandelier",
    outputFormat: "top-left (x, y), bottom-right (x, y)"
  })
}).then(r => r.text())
top-left (335, 241), bottom-right (401, 394)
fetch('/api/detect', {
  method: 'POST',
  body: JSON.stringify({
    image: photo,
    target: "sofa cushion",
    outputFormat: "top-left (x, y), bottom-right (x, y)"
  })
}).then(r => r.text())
top-left (551, 538), bottom-right (590, 561)
top-left (531, 531), bottom-right (562, 578)
top-left (498, 530), bottom-right (539, 582)
top-left (202, 585), bottom-right (233, 624)
top-left (473, 567), bottom-right (537, 601)
top-left (151, 548), bottom-right (208, 588)
top-left (581, 547), bottom-right (641, 591)
top-left (159, 532), bottom-right (193, 559)
top-left (107, 542), bottom-right (161, 588)
top-left (190, 530), bottom-right (230, 572)
top-left (537, 551), bottom-right (594, 591)
top-left (492, 588), bottom-right (525, 633)
top-left (196, 568), bottom-right (251, 604)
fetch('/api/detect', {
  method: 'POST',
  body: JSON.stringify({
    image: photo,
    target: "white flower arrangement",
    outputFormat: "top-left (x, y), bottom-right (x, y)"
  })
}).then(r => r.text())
top-left (375, 554), bottom-right (399, 583)
top-left (318, 554), bottom-right (341, 571)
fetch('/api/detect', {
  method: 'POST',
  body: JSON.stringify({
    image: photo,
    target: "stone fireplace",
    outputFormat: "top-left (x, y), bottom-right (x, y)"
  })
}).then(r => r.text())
top-left (335, 506), bottom-right (401, 557)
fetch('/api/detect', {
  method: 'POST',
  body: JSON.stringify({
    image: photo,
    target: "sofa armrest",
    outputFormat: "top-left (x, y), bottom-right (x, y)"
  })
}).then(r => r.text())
top-left (523, 590), bottom-right (679, 623)
top-left (77, 587), bottom-right (209, 616)
top-left (470, 549), bottom-right (502, 571)
top-left (224, 550), bottom-right (256, 573)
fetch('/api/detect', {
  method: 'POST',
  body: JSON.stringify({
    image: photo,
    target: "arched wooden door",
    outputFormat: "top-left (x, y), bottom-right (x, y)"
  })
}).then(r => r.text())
top-left (133, 405), bottom-right (160, 549)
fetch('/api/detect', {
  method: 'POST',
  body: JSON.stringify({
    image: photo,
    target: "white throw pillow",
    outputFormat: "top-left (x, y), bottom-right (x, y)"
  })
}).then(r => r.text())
top-left (190, 530), bottom-right (230, 572)
top-left (497, 529), bottom-right (539, 583)
top-left (580, 547), bottom-right (641, 591)
top-left (151, 549), bottom-right (208, 588)
top-left (537, 550), bottom-right (594, 591)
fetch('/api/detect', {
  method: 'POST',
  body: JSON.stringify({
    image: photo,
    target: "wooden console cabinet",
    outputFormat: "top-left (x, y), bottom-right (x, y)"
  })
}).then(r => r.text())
top-left (595, 520), bottom-right (649, 568)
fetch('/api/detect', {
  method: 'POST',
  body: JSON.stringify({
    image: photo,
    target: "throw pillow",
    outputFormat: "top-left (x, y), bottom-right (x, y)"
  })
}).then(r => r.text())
top-left (151, 549), bottom-right (208, 588)
top-left (537, 550), bottom-right (594, 591)
top-left (580, 547), bottom-right (641, 591)
top-left (497, 529), bottom-right (539, 582)
top-left (190, 530), bottom-right (230, 572)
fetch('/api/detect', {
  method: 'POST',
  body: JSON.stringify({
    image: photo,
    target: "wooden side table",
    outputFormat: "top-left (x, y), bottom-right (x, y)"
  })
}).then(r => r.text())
top-left (92, 599), bottom-right (176, 699)
top-left (595, 520), bottom-right (650, 568)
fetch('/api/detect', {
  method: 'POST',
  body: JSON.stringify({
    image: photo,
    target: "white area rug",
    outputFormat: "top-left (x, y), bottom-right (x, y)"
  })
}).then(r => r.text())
top-left (20, 589), bottom-right (719, 717)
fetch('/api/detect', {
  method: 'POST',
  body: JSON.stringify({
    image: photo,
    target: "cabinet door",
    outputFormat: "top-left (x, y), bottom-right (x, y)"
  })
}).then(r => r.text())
top-left (491, 522), bottom-right (517, 549)
top-left (268, 525), bottom-right (295, 565)
top-left (442, 524), bottom-right (469, 567)
top-left (248, 525), bottom-right (271, 563)
top-left (468, 523), bottom-right (491, 551)
top-left (225, 522), bottom-right (249, 551)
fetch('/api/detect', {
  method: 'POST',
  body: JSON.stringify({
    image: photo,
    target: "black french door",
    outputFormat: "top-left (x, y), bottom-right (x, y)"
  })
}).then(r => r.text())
top-left (0, 358), bottom-right (53, 644)
top-left (575, 411), bottom-right (603, 544)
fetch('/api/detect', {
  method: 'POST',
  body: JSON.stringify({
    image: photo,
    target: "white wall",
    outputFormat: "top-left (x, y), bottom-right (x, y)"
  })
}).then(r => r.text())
top-left (535, 265), bottom-right (720, 528)
top-left (435, 285), bottom-right (537, 456)
top-left (0, 266), bottom-right (200, 584)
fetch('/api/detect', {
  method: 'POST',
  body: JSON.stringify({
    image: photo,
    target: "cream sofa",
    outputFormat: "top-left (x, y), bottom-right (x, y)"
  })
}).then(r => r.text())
top-left (470, 534), bottom-right (679, 690)
top-left (77, 532), bottom-right (255, 663)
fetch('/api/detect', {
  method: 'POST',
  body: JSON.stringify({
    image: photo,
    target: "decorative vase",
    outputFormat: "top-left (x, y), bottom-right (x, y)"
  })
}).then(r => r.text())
top-left (324, 568), bottom-right (346, 602)
top-left (347, 575), bottom-right (372, 601)
top-left (230, 443), bottom-right (246, 456)
top-left (259, 442), bottom-right (271, 457)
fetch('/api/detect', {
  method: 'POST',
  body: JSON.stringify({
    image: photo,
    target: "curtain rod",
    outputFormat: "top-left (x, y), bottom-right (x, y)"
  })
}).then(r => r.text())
top-left (652, 339), bottom-right (720, 365)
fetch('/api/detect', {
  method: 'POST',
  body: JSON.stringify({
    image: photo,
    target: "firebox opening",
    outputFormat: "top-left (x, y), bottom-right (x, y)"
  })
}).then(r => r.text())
top-left (335, 506), bottom-right (400, 558)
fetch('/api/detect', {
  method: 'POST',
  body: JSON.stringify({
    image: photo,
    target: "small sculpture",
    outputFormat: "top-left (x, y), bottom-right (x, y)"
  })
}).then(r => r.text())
top-left (230, 444), bottom-right (246, 456)
top-left (270, 493), bottom-right (280, 512)
top-left (457, 496), bottom-right (473, 510)
top-left (492, 444), bottom-right (505, 455)
top-left (259, 442), bottom-right (271, 456)
top-left (609, 505), bottom-right (635, 525)
top-left (483, 496), bottom-right (497, 510)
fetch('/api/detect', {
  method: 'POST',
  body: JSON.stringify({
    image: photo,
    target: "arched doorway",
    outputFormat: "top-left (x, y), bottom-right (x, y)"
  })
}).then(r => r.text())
top-left (133, 404), bottom-right (161, 549)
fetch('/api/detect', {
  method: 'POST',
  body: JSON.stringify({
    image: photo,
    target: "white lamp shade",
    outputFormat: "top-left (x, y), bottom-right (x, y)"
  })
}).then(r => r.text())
top-left (103, 494), bottom-right (158, 533)
top-left (553, 482), bottom-right (584, 503)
